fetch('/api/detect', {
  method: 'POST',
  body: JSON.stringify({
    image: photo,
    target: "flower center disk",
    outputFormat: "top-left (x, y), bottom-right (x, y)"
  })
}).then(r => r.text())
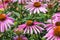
top-left (55, 22), bottom-right (60, 26)
top-left (0, 14), bottom-right (6, 21)
top-left (54, 26), bottom-right (60, 37)
top-left (26, 20), bottom-right (33, 26)
top-left (34, 2), bottom-right (41, 7)
top-left (17, 36), bottom-right (22, 40)
top-left (48, 3), bottom-right (53, 8)
top-left (4, 0), bottom-right (11, 3)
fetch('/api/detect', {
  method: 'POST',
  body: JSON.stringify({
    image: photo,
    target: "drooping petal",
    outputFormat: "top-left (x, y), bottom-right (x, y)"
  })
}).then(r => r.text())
top-left (34, 26), bottom-right (40, 33)
top-left (0, 22), bottom-right (4, 32)
top-left (27, 27), bottom-right (30, 34)
top-left (32, 26), bottom-right (37, 34)
top-left (30, 27), bottom-right (33, 34)
top-left (24, 27), bottom-right (27, 34)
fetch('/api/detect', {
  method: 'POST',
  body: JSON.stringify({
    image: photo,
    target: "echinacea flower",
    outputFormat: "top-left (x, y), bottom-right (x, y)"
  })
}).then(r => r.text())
top-left (18, 20), bottom-right (46, 34)
top-left (0, 0), bottom-right (11, 11)
top-left (52, 12), bottom-right (60, 23)
top-left (11, 0), bottom-right (30, 4)
top-left (13, 35), bottom-right (28, 40)
top-left (46, 13), bottom-right (60, 31)
top-left (18, 0), bottom-right (30, 4)
top-left (44, 26), bottom-right (60, 40)
top-left (3, 0), bottom-right (11, 3)
top-left (46, 21), bottom-right (60, 31)
top-left (48, 12), bottom-right (60, 25)
top-left (0, 3), bottom-right (8, 11)
top-left (25, 0), bottom-right (47, 14)
top-left (0, 13), bottom-right (14, 32)
top-left (0, 0), bottom-right (11, 4)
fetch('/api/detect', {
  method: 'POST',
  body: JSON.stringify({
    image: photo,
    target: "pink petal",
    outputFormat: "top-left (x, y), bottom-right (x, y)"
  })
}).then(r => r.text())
top-left (36, 25), bottom-right (44, 30)
top-left (4, 23), bottom-right (8, 30)
top-left (7, 12), bottom-right (12, 16)
top-left (34, 26), bottom-right (40, 33)
top-left (51, 36), bottom-right (55, 40)
top-left (30, 27), bottom-right (33, 34)
top-left (36, 8), bottom-right (40, 13)
top-left (0, 23), bottom-right (4, 32)
top-left (47, 19), bottom-right (52, 23)
top-left (32, 26), bottom-right (37, 34)
top-left (18, 24), bottom-right (26, 30)
top-left (34, 21), bottom-right (40, 24)
top-left (24, 27), bottom-right (27, 34)
top-left (55, 37), bottom-right (58, 40)
top-left (34, 8), bottom-right (37, 13)
top-left (46, 35), bottom-right (53, 40)
top-left (57, 37), bottom-right (60, 40)
top-left (6, 20), bottom-right (14, 25)
top-left (6, 22), bottom-right (11, 28)
top-left (47, 27), bottom-right (52, 31)
top-left (27, 27), bottom-right (30, 34)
